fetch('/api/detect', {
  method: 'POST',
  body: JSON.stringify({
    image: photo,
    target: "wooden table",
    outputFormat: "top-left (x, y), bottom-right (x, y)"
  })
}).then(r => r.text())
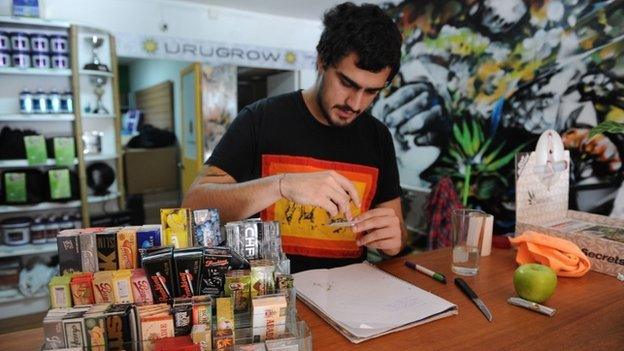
top-left (297, 248), bottom-right (624, 350)
top-left (1, 248), bottom-right (623, 350)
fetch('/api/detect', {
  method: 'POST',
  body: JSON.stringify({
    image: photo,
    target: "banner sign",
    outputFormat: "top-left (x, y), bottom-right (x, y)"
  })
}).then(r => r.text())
top-left (115, 32), bottom-right (317, 70)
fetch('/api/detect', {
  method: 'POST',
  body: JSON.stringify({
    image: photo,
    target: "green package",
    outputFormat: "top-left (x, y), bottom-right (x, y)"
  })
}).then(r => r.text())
top-left (24, 135), bottom-right (48, 165)
top-left (225, 269), bottom-right (251, 313)
top-left (49, 169), bottom-right (71, 200)
top-left (54, 137), bottom-right (76, 166)
top-left (48, 275), bottom-right (72, 308)
top-left (4, 172), bottom-right (27, 203)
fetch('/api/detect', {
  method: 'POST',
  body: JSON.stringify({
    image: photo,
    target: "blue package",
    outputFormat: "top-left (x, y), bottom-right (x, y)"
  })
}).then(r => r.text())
top-left (192, 208), bottom-right (222, 246)
top-left (13, 0), bottom-right (40, 17)
top-left (136, 225), bottom-right (162, 249)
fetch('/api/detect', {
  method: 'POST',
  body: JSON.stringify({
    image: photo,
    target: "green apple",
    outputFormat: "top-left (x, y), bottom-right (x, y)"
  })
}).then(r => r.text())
top-left (513, 263), bottom-right (557, 303)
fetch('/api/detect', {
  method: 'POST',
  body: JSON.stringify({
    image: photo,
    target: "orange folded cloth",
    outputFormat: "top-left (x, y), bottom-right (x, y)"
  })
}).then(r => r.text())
top-left (509, 231), bottom-right (591, 277)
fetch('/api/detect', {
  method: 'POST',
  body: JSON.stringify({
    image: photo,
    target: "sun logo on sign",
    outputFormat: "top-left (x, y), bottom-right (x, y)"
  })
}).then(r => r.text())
top-left (142, 38), bottom-right (158, 54)
top-left (285, 51), bottom-right (296, 64)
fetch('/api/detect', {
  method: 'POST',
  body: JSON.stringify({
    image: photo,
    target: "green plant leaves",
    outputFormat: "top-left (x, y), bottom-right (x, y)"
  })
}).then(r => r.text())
top-left (589, 120), bottom-right (624, 138)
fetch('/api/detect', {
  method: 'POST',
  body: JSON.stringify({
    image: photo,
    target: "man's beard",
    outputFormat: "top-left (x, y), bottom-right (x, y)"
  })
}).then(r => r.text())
top-left (315, 75), bottom-right (360, 128)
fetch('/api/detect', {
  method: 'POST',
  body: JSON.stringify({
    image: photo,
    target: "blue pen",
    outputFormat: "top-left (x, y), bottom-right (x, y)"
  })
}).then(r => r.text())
top-left (405, 261), bottom-right (447, 284)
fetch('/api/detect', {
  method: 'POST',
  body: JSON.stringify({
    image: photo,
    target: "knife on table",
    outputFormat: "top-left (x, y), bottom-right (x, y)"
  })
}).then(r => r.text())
top-left (454, 277), bottom-right (493, 322)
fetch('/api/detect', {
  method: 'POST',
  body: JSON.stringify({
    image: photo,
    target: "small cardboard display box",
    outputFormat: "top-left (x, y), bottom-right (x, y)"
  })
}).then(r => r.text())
top-left (515, 147), bottom-right (624, 277)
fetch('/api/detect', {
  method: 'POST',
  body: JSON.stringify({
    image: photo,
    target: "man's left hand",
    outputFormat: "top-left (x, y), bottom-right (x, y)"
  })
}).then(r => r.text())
top-left (352, 207), bottom-right (402, 256)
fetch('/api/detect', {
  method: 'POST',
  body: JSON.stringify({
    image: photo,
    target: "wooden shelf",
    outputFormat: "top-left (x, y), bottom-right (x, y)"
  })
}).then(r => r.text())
top-left (0, 242), bottom-right (57, 259)
top-left (0, 114), bottom-right (74, 122)
top-left (0, 67), bottom-right (72, 76)
top-left (79, 69), bottom-right (113, 78)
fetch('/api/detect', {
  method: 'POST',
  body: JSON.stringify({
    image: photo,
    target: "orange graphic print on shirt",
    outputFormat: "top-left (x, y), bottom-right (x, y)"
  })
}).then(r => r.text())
top-left (261, 154), bottom-right (378, 258)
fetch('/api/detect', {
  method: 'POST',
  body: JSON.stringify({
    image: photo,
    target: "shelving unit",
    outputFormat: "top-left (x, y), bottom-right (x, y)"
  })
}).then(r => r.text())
top-left (0, 113), bottom-right (75, 121)
top-left (0, 18), bottom-right (125, 318)
top-left (0, 67), bottom-right (72, 76)
top-left (0, 242), bottom-right (57, 258)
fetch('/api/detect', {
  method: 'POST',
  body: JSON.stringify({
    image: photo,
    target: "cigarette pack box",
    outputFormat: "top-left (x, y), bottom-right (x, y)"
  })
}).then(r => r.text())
top-left (131, 268), bottom-right (153, 305)
top-left (161, 208), bottom-right (191, 249)
top-left (252, 295), bottom-right (287, 342)
top-left (172, 297), bottom-right (193, 336)
top-left (192, 208), bottom-right (222, 247)
top-left (43, 316), bottom-right (67, 349)
top-left (112, 269), bottom-right (134, 304)
top-left (140, 314), bottom-right (174, 341)
top-left (79, 232), bottom-right (98, 273)
top-left (70, 272), bottom-right (95, 306)
top-left (62, 316), bottom-right (87, 348)
top-left (49, 275), bottom-right (72, 308)
top-left (96, 228), bottom-right (120, 271)
top-left (200, 247), bottom-right (230, 296)
top-left (225, 270), bottom-right (251, 313)
top-left (191, 295), bottom-right (213, 326)
top-left (142, 248), bottom-right (175, 303)
top-left (117, 227), bottom-right (139, 270)
top-left (216, 297), bottom-right (234, 339)
top-left (191, 324), bottom-right (212, 351)
top-left (84, 312), bottom-right (107, 350)
top-left (173, 248), bottom-right (203, 298)
top-left (250, 260), bottom-right (275, 298)
top-left (136, 225), bottom-right (162, 266)
top-left (57, 231), bottom-right (81, 274)
top-left (105, 304), bottom-right (137, 350)
top-left (92, 271), bottom-right (114, 304)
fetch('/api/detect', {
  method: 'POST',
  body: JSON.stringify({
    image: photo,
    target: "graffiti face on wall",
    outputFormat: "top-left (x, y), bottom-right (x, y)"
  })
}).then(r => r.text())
top-left (373, 0), bottom-right (624, 220)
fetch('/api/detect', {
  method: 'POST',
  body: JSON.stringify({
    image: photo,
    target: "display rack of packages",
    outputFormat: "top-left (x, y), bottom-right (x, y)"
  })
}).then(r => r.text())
top-left (43, 208), bottom-right (312, 350)
top-left (0, 16), bottom-right (124, 319)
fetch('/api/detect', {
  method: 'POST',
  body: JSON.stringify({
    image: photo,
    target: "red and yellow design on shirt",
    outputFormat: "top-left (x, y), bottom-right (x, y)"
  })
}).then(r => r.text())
top-left (261, 155), bottom-right (378, 258)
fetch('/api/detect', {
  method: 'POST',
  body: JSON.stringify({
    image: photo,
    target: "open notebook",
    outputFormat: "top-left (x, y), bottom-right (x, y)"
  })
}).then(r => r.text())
top-left (293, 262), bottom-right (458, 343)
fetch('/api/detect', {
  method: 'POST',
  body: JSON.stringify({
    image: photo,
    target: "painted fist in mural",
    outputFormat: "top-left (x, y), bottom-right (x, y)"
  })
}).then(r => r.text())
top-left (352, 207), bottom-right (402, 256)
top-left (279, 171), bottom-right (361, 220)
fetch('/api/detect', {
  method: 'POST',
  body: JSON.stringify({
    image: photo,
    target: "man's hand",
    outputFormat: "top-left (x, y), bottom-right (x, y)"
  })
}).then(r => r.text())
top-left (352, 207), bottom-right (403, 256)
top-left (280, 171), bottom-right (361, 220)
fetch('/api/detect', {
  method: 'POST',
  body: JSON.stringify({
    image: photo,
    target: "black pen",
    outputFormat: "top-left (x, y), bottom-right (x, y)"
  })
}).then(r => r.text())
top-left (404, 261), bottom-right (447, 284)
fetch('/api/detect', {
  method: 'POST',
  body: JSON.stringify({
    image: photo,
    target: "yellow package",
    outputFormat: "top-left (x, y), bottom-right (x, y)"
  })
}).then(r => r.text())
top-left (112, 269), bottom-right (134, 304)
top-left (160, 208), bottom-right (191, 248)
top-left (92, 271), bottom-right (114, 304)
top-left (117, 227), bottom-right (138, 269)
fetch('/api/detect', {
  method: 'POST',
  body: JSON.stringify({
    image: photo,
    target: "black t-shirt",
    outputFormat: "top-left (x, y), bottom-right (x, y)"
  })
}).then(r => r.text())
top-left (208, 90), bottom-right (401, 273)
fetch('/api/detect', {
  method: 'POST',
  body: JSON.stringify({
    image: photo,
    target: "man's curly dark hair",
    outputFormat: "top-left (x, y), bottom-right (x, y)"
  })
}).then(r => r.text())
top-left (317, 2), bottom-right (402, 82)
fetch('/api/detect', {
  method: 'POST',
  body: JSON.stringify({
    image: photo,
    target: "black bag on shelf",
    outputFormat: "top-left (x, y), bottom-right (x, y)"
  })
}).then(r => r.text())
top-left (45, 167), bottom-right (80, 202)
top-left (0, 169), bottom-right (47, 204)
top-left (126, 124), bottom-right (177, 149)
top-left (0, 126), bottom-right (39, 160)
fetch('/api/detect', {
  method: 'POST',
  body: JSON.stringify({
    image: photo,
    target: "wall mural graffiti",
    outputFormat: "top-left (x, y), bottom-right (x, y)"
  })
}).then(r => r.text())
top-left (201, 65), bottom-right (237, 161)
top-left (372, 0), bottom-right (624, 231)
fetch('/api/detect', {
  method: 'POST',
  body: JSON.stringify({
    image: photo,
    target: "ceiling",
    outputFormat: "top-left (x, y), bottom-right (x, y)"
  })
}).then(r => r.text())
top-left (176, 0), bottom-right (382, 21)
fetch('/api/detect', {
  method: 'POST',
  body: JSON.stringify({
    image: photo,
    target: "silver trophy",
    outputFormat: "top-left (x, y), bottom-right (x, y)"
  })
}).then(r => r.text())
top-left (89, 75), bottom-right (109, 114)
top-left (83, 35), bottom-right (109, 72)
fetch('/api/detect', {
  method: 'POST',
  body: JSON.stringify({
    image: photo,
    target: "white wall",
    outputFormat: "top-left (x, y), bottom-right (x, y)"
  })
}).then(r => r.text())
top-left (128, 58), bottom-right (189, 141)
top-left (0, 0), bottom-right (322, 51)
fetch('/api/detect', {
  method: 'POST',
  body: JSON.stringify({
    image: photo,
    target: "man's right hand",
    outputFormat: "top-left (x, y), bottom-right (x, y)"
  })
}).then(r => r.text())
top-left (279, 171), bottom-right (361, 220)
